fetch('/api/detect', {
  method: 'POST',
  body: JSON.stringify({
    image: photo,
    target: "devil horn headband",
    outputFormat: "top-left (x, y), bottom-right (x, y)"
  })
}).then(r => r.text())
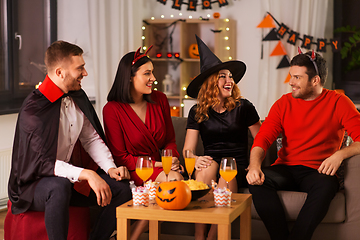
top-left (311, 49), bottom-right (316, 60)
top-left (132, 45), bottom-right (153, 65)
top-left (297, 46), bottom-right (319, 76)
top-left (297, 46), bottom-right (303, 55)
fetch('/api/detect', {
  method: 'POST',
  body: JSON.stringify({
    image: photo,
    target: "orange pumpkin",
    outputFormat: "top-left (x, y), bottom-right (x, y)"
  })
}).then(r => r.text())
top-left (155, 181), bottom-right (192, 210)
top-left (188, 43), bottom-right (200, 59)
top-left (213, 12), bottom-right (220, 19)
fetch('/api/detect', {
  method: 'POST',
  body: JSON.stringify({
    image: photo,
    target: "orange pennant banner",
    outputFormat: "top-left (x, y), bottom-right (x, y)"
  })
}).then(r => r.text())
top-left (284, 73), bottom-right (291, 83)
top-left (257, 14), bottom-right (276, 28)
top-left (270, 41), bottom-right (287, 56)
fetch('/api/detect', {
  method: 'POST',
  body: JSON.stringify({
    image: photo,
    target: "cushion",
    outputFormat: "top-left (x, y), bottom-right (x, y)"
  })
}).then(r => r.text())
top-left (4, 200), bottom-right (90, 240)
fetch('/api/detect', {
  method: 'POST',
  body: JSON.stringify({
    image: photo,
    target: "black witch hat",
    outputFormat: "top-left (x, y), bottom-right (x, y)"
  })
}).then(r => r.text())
top-left (186, 35), bottom-right (246, 98)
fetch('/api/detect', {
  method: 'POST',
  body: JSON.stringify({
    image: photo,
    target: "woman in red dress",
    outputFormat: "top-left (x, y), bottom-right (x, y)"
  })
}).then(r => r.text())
top-left (103, 46), bottom-right (183, 186)
top-left (103, 47), bottom-right (183, 239)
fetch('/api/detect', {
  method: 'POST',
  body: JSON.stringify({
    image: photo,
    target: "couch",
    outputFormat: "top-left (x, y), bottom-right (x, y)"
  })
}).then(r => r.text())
top-left (165, 116), bottom-right (360, 240)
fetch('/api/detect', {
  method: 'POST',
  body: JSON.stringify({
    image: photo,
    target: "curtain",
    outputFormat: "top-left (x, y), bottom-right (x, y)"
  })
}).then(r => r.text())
top-left (57, 0), bottom-right (143, 120)
top-left (87, 0), bottom-right (144, 119)
top-left (257, 0), bottom-right (332, 119)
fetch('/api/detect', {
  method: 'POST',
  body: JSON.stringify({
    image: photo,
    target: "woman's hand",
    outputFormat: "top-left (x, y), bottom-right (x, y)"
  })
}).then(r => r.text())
top-left (108, 166), bottom-right (131, 181)
top-left (171, 157), bottom-right (180, 171)
top-left (195, 155), bottom-right (213, 171)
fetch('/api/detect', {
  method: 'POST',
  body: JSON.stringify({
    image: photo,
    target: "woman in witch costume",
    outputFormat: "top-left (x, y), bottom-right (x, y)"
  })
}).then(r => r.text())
top-left (103, 46), bottom-right (183, 239)
top-left (183, 36), bottom-right (261, 240)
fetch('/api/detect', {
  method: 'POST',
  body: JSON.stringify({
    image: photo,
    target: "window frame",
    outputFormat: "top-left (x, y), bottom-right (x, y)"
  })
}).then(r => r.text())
top-left (0, 0), bottom-right (57, 115)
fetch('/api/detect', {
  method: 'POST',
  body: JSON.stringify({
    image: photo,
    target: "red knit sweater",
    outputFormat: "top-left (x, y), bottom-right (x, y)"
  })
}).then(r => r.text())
top-left (253, 89), bottom-right (360, 169)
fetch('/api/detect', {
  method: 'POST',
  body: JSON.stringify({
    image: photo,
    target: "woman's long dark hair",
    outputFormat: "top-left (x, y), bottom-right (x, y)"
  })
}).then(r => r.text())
top-left (107, 51), bottom-right (153, 103)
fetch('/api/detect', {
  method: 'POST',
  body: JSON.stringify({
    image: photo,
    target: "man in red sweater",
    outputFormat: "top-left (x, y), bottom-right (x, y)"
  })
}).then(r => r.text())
top-left (246, 50), bottom-right (360, 240)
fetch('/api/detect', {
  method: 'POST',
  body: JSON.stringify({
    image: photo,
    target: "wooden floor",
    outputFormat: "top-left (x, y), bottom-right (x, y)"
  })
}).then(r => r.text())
top-left (0, 209), bottom-right (6, 240)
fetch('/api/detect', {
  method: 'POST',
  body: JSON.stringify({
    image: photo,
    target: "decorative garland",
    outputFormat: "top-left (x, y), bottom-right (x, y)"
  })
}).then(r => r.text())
top-left (156, 0), bottom-right (229, 11)
top-left (258, 12), bottom-right (341, 83)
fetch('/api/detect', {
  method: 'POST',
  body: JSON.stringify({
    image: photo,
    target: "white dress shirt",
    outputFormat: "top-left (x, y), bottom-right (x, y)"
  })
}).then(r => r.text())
top-left (54, 96), bottom-right (116, 182)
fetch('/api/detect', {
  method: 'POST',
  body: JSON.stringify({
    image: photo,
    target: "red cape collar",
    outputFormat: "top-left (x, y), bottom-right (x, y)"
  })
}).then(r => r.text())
top-left (38, 75), bottom-right (65, 103)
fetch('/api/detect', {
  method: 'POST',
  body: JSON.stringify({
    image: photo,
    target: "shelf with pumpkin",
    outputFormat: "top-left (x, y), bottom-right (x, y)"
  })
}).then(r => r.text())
top-left (142, 18), bottom-right (236, 117)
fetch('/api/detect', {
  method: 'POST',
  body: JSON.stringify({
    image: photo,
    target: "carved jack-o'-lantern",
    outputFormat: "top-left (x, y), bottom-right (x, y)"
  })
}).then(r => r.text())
top-left (155, 181), bottom-right (192, 210)
top-left (213, 12), bottom-right (220, 19)
top-left (188, 43), bottom-right (200, 59)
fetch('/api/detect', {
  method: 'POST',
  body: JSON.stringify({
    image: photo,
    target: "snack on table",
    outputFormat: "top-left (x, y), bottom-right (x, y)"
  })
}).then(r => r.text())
top-left (145, 180), bottom-right (160, 200)
top-left (213, 187), bottom-right (232, 207)
top-left (182, 179), bottom-right (210, 190)
top-left (132, 186), bottom-right (149, 206)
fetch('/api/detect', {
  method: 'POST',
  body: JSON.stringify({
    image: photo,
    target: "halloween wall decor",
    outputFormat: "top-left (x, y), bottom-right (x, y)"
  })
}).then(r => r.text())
top-left (258, 12), bottom-right (340, 53)
top-left (188, 43), bottom-right (200, 59)
top-left (156, 0), bottom-right (230, 11)
top-left (213, 12), bottom-right (220, 19)
top-left (155, 181), bottom-right (192, 210)
top-left (258, 12), bottom-right (341, 83)
top-left (143, 19), bottom-right (185, 66)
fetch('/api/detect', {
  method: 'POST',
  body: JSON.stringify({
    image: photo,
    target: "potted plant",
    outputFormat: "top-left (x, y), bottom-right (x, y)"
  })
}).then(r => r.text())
top-left (334, 25), bottom-right (360, 72)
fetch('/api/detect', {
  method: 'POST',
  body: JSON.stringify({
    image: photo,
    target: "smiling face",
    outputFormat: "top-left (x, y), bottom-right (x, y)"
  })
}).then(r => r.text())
top-left (131, 61), bottom-right (155, 97)
top-left (217, 69), bottom-right (234, 100)
top-left (62, 55), bottom-right (88, 92)
top-left (289, 65), bottom-right (317, 101)
top-left (189, 43), bottom-right (200, 59)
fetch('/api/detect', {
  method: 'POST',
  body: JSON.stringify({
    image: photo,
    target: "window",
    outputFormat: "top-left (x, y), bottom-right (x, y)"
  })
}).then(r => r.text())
top-left (0, 0), bottom-right (8, 94)
top-left (0, 0), bottom-right (56, 114)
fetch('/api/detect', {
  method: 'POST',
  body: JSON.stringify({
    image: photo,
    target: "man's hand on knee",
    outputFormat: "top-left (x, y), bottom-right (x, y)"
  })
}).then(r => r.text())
top-left (246, 167), bottom-right (265, 185)
top-left (79, 169), bottom-right (112, 207)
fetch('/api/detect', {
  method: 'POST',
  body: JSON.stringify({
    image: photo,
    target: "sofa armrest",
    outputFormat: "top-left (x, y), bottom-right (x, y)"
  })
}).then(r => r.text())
top-left (343, 154), bottom-right (360, 223)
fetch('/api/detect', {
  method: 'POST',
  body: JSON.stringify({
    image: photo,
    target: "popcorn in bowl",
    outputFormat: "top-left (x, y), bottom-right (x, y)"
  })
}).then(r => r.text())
top-left (182, 179), bottom-right (211, 201)
top-left (132, 186), bottom-right (149, 206)
top-left (182, 179), bottom-right (209, 190)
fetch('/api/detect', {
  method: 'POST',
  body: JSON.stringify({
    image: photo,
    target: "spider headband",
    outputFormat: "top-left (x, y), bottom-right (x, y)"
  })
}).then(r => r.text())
top-left (297, 46), bottom-right (319, 76)
top-left (132, 45), bottom-right (153, 65)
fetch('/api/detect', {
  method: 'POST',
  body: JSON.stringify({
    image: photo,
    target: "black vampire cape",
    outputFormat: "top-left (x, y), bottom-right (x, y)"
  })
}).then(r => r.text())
top-left (8, 81), bottom-right (105, 214)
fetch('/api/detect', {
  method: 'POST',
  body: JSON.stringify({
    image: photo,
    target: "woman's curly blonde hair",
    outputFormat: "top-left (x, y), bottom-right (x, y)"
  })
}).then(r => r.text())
top-left (195, 71), bottom-right (241, 123)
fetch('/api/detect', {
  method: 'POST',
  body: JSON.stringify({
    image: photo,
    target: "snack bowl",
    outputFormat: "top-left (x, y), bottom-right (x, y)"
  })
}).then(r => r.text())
top-left (191, 186), bottom-right (211, 201)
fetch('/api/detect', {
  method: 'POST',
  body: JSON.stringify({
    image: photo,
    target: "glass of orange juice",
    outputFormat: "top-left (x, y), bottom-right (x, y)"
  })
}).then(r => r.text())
top-left (161, 149), bottom-right (172, 181)
top-left (184, 150), bottom-right (196, 180)
top-left (219, 157), bottom-right (237, 189)
top-left (136, 156), bottom-right (153, 186)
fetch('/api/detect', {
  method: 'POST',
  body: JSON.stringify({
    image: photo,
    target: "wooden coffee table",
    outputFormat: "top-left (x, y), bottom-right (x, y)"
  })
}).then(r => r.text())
top-left (116, 193), bottom-right (252, 240)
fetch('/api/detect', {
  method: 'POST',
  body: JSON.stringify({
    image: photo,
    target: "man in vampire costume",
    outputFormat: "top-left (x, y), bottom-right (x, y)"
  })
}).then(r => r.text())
top-left (8, 41), bottom-right (132, 240)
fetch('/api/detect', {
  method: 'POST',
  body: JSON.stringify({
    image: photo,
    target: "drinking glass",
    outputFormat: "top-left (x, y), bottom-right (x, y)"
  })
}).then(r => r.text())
top-left (136, 156), bottom-right (153, 186)
top-left (161, 149), bottom-right (172, 182)
top-left (184, 150), bottom-right (196, 180)
top-left (219, 157), bottom-right (237, 189)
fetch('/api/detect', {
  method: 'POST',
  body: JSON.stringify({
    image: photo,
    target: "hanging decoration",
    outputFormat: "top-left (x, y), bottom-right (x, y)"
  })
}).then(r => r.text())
top-left (156, 0), bottom-right (229, 11)
top-left (258, 12), bottom-right (341, 83)
top-left (143, 19), bottom-right (184, 70)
